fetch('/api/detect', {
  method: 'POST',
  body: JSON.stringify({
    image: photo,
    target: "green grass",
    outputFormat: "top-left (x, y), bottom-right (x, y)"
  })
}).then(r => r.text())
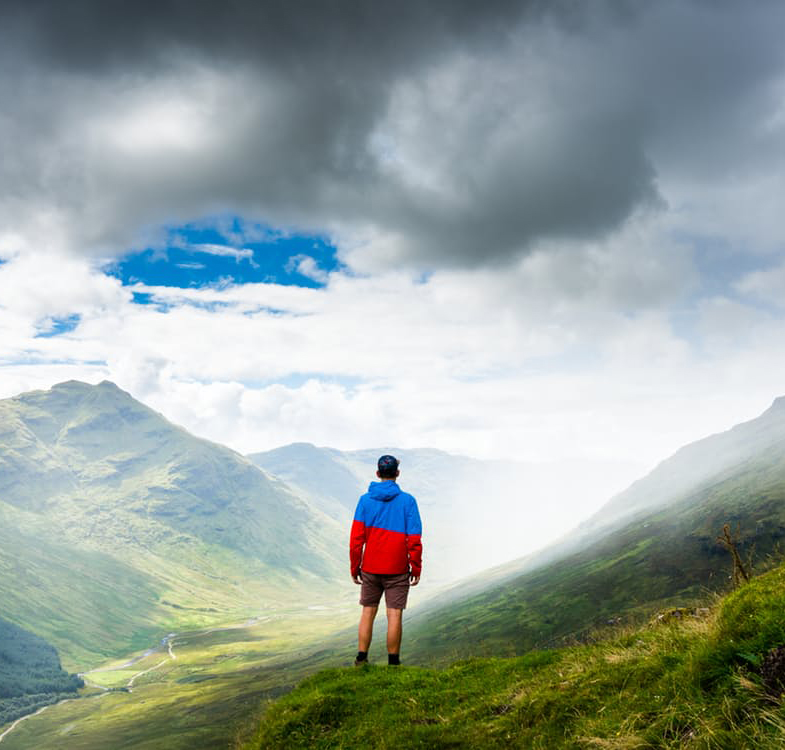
top-left (245, 562), bottom-right (785, 749)
top-left (0, 512), bottom-right (164, 669)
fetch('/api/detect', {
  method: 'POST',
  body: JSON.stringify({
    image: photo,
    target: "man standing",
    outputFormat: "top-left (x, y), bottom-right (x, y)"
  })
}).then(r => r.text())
top-left (350, 454), bottom-right (422, 666)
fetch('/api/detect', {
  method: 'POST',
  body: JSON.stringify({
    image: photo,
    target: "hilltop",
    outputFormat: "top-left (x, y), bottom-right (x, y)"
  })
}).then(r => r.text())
top-left (245, 561), bottom-right (785, 749)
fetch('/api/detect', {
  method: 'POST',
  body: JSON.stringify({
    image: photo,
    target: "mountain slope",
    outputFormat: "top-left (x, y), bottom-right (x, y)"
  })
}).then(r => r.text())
top-left (248, 443), bottom-right (366, 522)
top-left (587, 396), bottom-right (785, 531)
top-left (0, 381), bottom-right (345, 667)
top-left (245, 561), bottom-right (785, 749)
top-left (404, 397), bottom-right (785, 663)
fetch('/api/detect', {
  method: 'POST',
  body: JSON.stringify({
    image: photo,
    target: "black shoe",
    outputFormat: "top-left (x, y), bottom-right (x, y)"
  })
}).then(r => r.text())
top-left (354, 657), bottom-right (368, 666)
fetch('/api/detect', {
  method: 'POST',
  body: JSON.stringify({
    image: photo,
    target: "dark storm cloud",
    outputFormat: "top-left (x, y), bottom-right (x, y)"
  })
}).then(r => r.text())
top-left (1, 1), bottom-right (784, 267)
top-left (4, 0), bottom-right (528, 71)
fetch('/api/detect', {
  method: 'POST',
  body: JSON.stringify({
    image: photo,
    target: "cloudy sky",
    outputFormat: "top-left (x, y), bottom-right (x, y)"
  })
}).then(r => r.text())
top-left (2, 0), bottom-right (785, 512)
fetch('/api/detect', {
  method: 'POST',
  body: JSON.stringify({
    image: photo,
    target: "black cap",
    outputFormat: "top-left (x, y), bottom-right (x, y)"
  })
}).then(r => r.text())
top-left (377, 455), bottom-right (399, 475)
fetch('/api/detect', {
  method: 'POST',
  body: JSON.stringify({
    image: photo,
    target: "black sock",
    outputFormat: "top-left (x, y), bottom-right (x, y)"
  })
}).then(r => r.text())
top-left (356, 651), bottom-right (368, 662)
top-left (388, 653), bottom-right (400, 666)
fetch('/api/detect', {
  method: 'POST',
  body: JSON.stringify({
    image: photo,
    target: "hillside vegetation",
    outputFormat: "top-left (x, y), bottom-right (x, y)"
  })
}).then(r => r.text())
top-left (246, 562), bottom-right (785, 749)
top-left (0, 618), bottom-right (82, 727)
top-left (0, 608), bottom-right (356, 750)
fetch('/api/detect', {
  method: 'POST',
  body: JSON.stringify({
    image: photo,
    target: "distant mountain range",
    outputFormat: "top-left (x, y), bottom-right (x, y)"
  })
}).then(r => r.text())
top-left (249, 443), bottom-right (631, 585)
top-left (250, 443), bottom-right (542, 584)
top-left (4, 379), bottom-right (784, 678)
top-left (405, 396), bottom-right (785, 663)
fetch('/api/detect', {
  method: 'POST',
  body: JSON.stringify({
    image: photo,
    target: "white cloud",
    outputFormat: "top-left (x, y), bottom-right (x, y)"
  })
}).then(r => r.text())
top-left (736, 259), bottom-right (785, 309)
top-left (1, 246), bottom-right (782, 483)
top-left (189, 244), bottom-right (255, 262)
top-left (285, 254), bottom-right (329, 283)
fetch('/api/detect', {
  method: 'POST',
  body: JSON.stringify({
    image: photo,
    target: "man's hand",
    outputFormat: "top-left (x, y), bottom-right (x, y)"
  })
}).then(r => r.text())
top-left (409, 574), bottom-right (420, 586)
top-left (352, 572), bottom-right (362, 585)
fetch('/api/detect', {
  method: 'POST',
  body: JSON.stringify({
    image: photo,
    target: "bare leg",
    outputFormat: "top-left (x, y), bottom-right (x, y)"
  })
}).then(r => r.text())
top-left (386, 607), bottom-right (403, 654)
top-left (358, 605), bottom-right (378, 652)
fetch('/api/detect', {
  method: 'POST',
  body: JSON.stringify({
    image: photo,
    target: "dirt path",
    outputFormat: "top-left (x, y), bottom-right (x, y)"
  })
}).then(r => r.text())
top-left (0, 694), bottom-right (110, 745)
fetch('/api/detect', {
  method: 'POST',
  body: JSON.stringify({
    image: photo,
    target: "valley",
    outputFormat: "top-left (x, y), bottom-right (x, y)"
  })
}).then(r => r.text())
top-left (0, 604), bottom-right (357, 750)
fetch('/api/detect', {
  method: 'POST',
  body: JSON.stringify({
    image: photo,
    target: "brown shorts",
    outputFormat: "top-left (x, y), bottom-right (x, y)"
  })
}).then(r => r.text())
top-left (359, 571), bottom-right (410, 610)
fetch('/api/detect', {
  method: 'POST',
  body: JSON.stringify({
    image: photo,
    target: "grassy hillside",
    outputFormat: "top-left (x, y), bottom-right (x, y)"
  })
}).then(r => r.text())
top-left (402, 399), bottom-right (785, 665)
top-left (0, 380), bottom-right (341, 573)
top-left (245, 562), bottom-right (785, 749)
top-left (0, 381), bottom-right (346, 667)
top-left (0, 505), bottom-right (164, 668)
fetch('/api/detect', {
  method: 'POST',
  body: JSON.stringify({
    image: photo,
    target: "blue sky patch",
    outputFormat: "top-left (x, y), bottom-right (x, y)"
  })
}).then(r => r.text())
top-left (242, 305), bottom-right (299, 317)
top-left (194, 373), bottom-right (366, 390)
top-left (130, 292), bottom-right (175, 312)
top-left (675, 232), bottom-right (775, 299)
top-left (35, 314), bottom-right (81, 338)
top-left (106, 217), bottom-right (341, 292)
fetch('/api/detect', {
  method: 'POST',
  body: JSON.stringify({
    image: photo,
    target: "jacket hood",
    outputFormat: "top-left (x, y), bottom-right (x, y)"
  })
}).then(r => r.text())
top-left (367, 481), bottom-right (401, 502)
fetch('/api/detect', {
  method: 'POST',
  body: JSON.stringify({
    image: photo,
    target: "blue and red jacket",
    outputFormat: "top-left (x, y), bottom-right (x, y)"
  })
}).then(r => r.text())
top-left (350, 481), bottom-right (422, 577)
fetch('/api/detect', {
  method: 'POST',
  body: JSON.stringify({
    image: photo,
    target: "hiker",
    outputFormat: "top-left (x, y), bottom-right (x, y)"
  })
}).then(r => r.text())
top-left (350, 454), bottom-right (422, 666)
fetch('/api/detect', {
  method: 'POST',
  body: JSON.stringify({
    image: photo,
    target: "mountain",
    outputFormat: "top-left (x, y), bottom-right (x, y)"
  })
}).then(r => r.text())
top-left (404, 396), bottom-right (785, 663)
top-left (249, 443), bottom-right (367, 522)
top-left (0, 381), bottom-right (345, 667)
top-left (586, 395), bottom-right (785, 531)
